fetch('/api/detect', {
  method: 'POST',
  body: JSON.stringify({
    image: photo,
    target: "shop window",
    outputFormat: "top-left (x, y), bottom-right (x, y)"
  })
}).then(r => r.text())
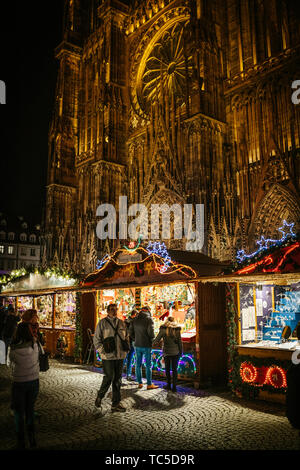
top-left (36, 295), bottom-right (53, 328)
top-left (55, 293), bottom-right (76, 329)
top-left (96, 284), bottom-right (196, 335)
top-left (238, 283), bottom-right (300, 348)
top-left (17, 296), bottom-right (33, 313)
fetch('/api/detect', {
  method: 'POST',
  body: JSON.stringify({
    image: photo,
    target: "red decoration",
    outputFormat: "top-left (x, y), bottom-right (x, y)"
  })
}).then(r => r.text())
top-left (264, 366), bottom-right (287, 389)
top-left (235, 241), bottom-right (300, 275)
top-left (240, 362), bottom-right (287, 389)
top-left (240, 362), bottom-right (258, 384)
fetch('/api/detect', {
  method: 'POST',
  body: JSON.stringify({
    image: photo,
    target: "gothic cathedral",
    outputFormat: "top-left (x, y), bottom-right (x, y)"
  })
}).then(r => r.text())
top-left (42, 0), bottom-right (300, 274)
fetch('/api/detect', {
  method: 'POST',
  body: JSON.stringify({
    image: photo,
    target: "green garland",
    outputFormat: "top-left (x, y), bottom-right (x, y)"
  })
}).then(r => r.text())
top-left (225, 283), bottom-right (240, 393)
top-left (0, 265), bottom-right (80, 292)
top-left (74, 292), bottom-right (83, 361)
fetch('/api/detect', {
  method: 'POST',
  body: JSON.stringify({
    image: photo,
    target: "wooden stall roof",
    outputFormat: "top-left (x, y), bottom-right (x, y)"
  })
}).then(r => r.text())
top-left (81, 246), bottom-right (230, 289)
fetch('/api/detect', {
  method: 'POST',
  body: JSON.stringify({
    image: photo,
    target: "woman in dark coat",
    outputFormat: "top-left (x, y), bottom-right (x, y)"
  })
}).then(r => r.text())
top-left (153, 317), bottom-right (182, 392)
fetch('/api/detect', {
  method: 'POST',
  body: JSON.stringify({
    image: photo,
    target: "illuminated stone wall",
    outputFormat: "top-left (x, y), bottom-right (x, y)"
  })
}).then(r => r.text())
top-left (42, 0), bottom-right (300, 273)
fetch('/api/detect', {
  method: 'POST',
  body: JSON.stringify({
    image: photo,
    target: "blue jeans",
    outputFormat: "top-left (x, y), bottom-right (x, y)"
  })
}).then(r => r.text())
top-left (124, 344), bottom-right (135, 377)
top-left (11, 379), bottom-right (39, 433)
top-left (135, 347), bottom-right (152, 385)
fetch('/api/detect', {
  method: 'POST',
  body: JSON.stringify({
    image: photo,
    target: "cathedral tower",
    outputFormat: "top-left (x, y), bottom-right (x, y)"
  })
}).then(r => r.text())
top-left (43, 0), bottom-right (300, 273)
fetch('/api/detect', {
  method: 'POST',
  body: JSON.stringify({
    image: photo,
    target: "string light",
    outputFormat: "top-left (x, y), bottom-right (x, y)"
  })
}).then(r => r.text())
top-left (146, 241), bottom-right (172, 273)
top-left (240, 362), bottom-right (258, 384)
top-left (92, 242), bottom-right (197, 282)
top-left (240, 361), bottom-right (287, 389)
top-left (264, 366), bottom-right (287, 389)
top-left (236, 220), bottom-right (296, 263)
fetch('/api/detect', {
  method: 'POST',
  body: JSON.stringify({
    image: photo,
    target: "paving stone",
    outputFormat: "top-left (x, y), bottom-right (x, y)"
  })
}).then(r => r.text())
top-left (0, 359), bottom-right (300, 451)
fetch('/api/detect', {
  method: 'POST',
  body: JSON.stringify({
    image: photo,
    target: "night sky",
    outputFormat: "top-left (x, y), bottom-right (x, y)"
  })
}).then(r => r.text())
top-left (0, 1), bottom-right (64, 225)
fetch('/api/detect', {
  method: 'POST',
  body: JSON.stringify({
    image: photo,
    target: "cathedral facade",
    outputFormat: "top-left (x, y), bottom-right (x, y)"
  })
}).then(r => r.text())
top-left (42, 0), bottom-right (300, 274)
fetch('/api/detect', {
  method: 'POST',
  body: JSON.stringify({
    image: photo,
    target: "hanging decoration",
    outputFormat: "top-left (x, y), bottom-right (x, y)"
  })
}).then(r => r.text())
top-left (236, 220), bottom-right (297, 264)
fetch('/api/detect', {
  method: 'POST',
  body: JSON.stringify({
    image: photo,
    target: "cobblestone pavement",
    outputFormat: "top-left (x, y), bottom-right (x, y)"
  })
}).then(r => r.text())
top-left (0, 359), bottom-right (299, 451)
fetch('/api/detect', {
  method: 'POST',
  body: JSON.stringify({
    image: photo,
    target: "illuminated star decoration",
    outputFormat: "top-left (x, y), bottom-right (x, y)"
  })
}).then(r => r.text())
top-left (236, 220), bottom-right (297, 263)
top-left (277, 220), bottom-right (296, 240)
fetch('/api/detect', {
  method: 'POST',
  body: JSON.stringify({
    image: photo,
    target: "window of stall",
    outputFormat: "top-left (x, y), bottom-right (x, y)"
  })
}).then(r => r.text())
top-left (17, 296), bottom-right (34, 313)
top-left (35, 295), bottom-right (53, 328)
top-left (55, 292), bottom-right (76, 330)
top-left (238, 282), bottom-right (300, 347)
top-left (96, 288), bottom-right (135, 322)
top-left (96, 283), bottom-right (196, 335)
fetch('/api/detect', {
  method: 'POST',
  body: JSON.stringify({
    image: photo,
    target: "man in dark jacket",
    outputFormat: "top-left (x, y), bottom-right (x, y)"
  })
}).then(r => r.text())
top-left (3, 305), bottom-right (20, 359)
top-left (129, 306), bottom-right (158, 390)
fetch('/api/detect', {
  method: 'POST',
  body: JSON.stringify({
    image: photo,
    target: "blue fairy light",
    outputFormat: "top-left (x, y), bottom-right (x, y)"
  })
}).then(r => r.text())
top-left (236, 220), bottom-right (296, 263)
top-left (146, 241), bottom-right (172, 273)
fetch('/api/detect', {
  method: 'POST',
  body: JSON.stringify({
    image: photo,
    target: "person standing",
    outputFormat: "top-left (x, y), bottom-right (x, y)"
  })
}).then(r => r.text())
top-left (9, 311), bottom-right (41, 449)
top-left (3, 305), bottom-right (20, 360)
top-left (129, 306), bottom-right (158, 390)
top-left (93, 303), bottom-right (129, 412)
top-left (124, 309), bottom-right (138, 381)
top-left (153, 316), bottom-right (182, 392)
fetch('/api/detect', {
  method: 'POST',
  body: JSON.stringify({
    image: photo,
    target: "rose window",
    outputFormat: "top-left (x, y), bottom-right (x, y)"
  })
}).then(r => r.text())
top-left (140, 21), bottom-right (193, 112)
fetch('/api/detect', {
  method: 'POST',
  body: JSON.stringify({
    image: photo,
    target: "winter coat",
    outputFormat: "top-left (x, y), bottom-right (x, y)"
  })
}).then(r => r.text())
top-left (9, 341), bottom-right (39, 382)
top-left (2, 313), bottom-right (20, 341)
top-left (153, 320), bottom-right (183, 356)
top-left (129, 311), bottom-right (155, 348)
top-left (125, 317), bottom-right (134, 345)
top-left (93, 316), bottom-right (128, 361)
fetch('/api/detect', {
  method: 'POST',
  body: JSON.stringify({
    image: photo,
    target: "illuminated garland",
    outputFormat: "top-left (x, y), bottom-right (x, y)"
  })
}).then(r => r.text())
top-left (146, 241), bottom-right (172, 273)
top-left (236, 220), bottom-right (296, 264)
top-left (95, 348), bottom-right (196, 377)
top-left (92, 243), bottom-right (197, 280)
top-left (0, 265), bottom-right (79, 292)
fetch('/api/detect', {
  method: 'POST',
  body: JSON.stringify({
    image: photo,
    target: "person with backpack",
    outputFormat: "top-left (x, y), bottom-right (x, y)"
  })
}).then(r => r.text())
top-left (129, 306), bottom-right (158, 390)
top-left (153, 316), bottom-right (183, 392)
top-left (93, 303), bottom-right (129, 412)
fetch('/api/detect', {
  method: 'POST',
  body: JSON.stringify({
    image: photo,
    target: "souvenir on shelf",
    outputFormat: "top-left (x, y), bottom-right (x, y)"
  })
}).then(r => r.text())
top-left (96, 289), bottom-right (135, 320)
top-left (17, 296), bottom-right (33, 313)
top-left (55, 292), bottom-right (76, 330)
top-left (36, 295), bottom-right (53, 328)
